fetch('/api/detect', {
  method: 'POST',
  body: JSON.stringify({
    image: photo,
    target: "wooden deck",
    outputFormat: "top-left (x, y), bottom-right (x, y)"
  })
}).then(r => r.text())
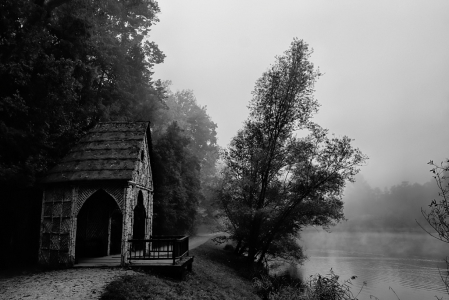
top-left (74, 236), bottom-right (194, 278)
top-left (74, 254), bottom-right (194, 279)
top-left (74, 255), bottom-right (194, 268)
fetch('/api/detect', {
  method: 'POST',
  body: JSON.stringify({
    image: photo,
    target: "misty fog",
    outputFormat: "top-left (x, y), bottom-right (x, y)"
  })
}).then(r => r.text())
top-left (300, 174), bottom-right (446, 259)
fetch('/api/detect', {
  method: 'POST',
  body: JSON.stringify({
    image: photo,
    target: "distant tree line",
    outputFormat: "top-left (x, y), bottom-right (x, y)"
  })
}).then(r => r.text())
top-left (335, 174), bottom-right (440, 232)
top-left (0, 0), bottom-right (218, 267)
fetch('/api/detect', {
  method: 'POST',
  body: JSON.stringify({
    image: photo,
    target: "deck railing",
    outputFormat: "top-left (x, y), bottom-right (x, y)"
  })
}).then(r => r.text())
top-left (128, 235), bottom-right (189, 265)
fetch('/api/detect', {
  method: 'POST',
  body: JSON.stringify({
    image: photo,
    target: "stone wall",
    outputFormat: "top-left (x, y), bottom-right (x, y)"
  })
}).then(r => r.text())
top-left (39, 185), bottom-right (74, 266)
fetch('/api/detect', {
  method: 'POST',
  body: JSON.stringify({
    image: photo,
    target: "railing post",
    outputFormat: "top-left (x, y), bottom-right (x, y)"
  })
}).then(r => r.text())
top-left (127, 236), bottom-right (189, 265)
top-left (172, 239), bottom-right (176, 265)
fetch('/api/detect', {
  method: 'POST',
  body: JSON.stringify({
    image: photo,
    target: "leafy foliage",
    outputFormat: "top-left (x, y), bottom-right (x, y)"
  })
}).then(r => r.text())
top-left (420, 160), bottom-right (449, 243)
top-left (154, 82), bottom-right (219, 179)
top-left (152, 83), bottom-right (220, 229)
top-left (0, 0), bottom-right (165, 187)
top-left (152, 122), bottom-right (202, 235)
top-left (217, 39), bottom-right (367, 263)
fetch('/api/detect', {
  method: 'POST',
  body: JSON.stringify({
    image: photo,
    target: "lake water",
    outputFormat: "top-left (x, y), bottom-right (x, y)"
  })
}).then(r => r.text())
top-left (291, 231), bottom-right (449, 300)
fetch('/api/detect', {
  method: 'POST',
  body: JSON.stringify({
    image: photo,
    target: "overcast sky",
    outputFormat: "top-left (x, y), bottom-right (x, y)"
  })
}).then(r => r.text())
top-left (150, 0), bottom-right (449, 189)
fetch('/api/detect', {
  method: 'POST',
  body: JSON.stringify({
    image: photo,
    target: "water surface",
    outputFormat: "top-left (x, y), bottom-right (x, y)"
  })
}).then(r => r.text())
top-left (294, 231), bottom-right (448, 299)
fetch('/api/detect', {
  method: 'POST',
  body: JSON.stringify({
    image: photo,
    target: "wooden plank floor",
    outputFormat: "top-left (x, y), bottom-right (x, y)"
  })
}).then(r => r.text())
top-left (129, 256), bottom-right (192, 267)
top-left (74, 255), bottom-right (122, 267)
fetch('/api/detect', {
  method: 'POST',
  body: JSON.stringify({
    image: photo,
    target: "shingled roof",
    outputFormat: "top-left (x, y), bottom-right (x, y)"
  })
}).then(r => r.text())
top-left (42, 122), bottom-right (150, 183)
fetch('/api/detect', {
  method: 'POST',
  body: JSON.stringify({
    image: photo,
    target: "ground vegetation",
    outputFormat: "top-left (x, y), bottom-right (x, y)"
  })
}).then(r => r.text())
top-left (101, 240), bottom-right (364, 300)
top-left (100, 240), bottom-right (260, 300)
top-left (253, 270), bottom-right (363, 300)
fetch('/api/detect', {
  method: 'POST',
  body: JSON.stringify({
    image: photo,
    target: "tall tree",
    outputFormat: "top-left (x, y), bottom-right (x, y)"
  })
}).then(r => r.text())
top-left (0, 0), bottom-right (165, 187)
top-left (152, 83), bottom-right (220, 226)
top-left (218, 39), bottom-right (367, 264)
top-left (152, 122), bottom-right (202, 235)
top-left (153, 82), bottom-right (219, 177)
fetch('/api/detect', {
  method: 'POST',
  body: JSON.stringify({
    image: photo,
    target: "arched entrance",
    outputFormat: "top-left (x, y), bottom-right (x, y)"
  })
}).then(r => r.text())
top-left (132, 191), bottom-right (146, 251)
top-left (75, 190), bottom-right (122, 260)
top-left (133, 191), bottom-right (147, 240)
top-left (109, 208), bottom-right (122, 255)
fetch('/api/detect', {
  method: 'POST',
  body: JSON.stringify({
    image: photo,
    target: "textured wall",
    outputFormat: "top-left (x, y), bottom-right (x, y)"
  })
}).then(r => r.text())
top-left (39, 183), bottom-right (126, 266)
top-left (133, 137), bottom-right (153, 188)
top-left (39, 186), bottom-right (74, 265)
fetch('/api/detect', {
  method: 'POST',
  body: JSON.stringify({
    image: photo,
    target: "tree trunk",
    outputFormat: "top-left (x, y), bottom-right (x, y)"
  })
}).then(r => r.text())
top-left (247, 214), bottom-right (262, 263)
top-left (234, 239), bottom-right (242, 254)
top-left (257, 238), bottom-right (272, 264)
top-left (247, 248), bottom-right (257, 263)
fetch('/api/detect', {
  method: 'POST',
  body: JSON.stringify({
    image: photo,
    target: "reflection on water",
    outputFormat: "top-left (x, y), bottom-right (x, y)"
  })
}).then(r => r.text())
top-left (294, 232), bottom-right (448, 300)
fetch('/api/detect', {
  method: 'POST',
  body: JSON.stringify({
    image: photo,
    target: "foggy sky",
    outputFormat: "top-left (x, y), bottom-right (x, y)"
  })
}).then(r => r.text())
top-left (150, 0), bottom-right (449, 189)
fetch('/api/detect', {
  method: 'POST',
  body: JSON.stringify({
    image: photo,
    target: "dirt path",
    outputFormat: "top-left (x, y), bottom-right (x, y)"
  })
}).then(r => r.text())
top-left (0, 268), bottom-right (139, 300)
top-left (0, 233), bottom-right (221, 300)
top-left (189, 232), bottom-right (221, 250)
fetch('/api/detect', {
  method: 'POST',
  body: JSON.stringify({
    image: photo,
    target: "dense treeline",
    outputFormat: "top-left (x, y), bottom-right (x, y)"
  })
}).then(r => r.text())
top-left (151, 83), bottom-right (219, 234)
top-left (333, 174), bottom-right (439, 232)
top-left (0, 0), bottom-right (218, 267)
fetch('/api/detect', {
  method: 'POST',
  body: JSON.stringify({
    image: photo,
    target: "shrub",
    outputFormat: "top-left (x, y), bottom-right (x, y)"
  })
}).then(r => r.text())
top-left (303, 270), bottom-right (361, 300)
top-left (253, 269), bottom-right (364, 300)
top-left (253, 273), bottom-right (304, 300)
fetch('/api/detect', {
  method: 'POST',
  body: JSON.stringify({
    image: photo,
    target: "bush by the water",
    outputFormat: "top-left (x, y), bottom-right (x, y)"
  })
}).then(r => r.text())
top-left (253, 273), bottom-right (304, 300)
top-left (253, 269), bottom-right (363, 300)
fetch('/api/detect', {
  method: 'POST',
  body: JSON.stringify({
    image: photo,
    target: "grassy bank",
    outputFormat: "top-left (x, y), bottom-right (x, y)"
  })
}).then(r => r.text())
top-left (101, 240), bottom-right (260, 300)
top-left (100, 240), bottom-right (363, 300)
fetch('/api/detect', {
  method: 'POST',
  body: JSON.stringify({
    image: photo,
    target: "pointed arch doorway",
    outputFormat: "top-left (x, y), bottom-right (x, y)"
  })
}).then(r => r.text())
top-left (132, 191), bottom-right (147, 252)
top-left (75, 190), bottom-right (122, 261)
